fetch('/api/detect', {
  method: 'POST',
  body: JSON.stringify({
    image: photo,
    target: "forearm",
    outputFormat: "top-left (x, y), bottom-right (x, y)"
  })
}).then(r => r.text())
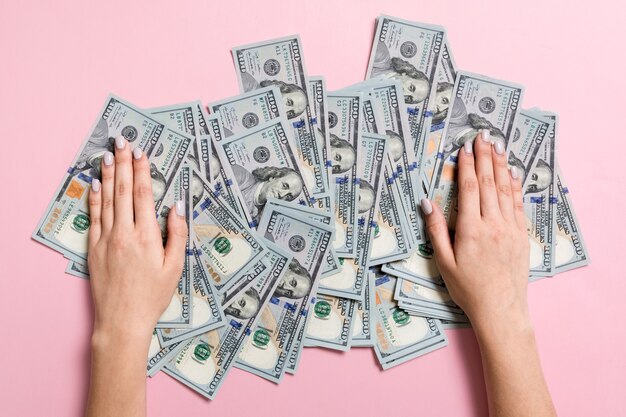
top-left (85, 329), bottom-right (151, 417)
top-left (473, 312), bottom-right (557, 417)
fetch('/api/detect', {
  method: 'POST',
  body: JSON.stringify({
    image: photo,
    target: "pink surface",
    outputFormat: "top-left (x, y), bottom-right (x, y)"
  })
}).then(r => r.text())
top-left (1, 1), bottom-right (624, 416)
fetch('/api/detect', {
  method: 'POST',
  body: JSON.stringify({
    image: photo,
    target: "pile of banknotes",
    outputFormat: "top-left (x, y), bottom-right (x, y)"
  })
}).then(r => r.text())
top-left (33, 15), bottom-right (589, 399)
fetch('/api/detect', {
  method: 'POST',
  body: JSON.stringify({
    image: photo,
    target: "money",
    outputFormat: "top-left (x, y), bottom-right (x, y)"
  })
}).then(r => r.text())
top-left (351, 270), bottom-right (375, 347)
top-left (233, 36), bottom-right (329, 196)
top-left (212, 118), bottom-right (314, 228)
top-left (236, 206), bottom-right (333, 382)
top-left (366, 15), bottom-right (446, 176)
top-left (326, 91), bottom-right (361, 257)
top-left (318, 133), bottom-right (388, 300)
top-left (303, 294), bottom-right (355, 351)
top-left (307, 77), bottom-right (333, 185)
top-left (394, 278), bottom-right (468, 323)
top-left (523, 111), bottom-right (557, 277)
top-left (192, 173), bottom-right (268, 294)
top-left (163, 241), bottom-right (292, 399)
top-left (372, 272), bottom-right (448, 369)
top-left (65, 261), bottom-right (89, 279)
top-left (147, 333), bottom-right (185, 377)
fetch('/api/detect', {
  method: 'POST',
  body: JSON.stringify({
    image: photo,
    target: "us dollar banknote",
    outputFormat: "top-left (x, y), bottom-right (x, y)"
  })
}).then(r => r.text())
top-left (192, 174), bottom-right (268, 294)
top-left (263, 198), bottom-right (340, 278)
top-left (149, 101), bottom-right (201, 166)
top-left (307, 77), bottom-right (333, 192)
top-left (163, 241), bottom-right (292, 399)
top-left (394, 278), bottom-right (467, 323)
top-left (326, 91), bottom-right (361, 257)
top-left (366, 15), bottom-right (446, 177)
top-left (372, 272), bottom-right (448, 369)
top-left (33, 95), bottom-right (192, 262)
top-left (421, 40), bottom-right (458, 191)
top-left (213, 118), bottom-right (313, 228)
top-left (524, 111), bottom-right (557, 276)
top-left (318, 133), bottom-right (388, 300)
top-left (157, 248), bottom-right (225, 345)
top-left (65, 260), bottom-right (89, 279)
top-left (232, 36), bottom-right (329, 196)
top-left (236, 208), bottom-right (333, 383)
top-left (351, 270), bottom-right (375, 347)
top-left (554, 165), bottom-right (590, 273)
top-left (209, 86), bottom-right (284, 137)
top-left (147, 331), bottom-right (186, 377)
top-left (303, 294), bottom-right (355, 351)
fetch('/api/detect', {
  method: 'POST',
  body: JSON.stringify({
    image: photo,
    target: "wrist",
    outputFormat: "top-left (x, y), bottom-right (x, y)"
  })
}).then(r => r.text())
top-left (91, 320), bottom-right (153, 355)
top-left (471, 305), bottom-right (535, 347)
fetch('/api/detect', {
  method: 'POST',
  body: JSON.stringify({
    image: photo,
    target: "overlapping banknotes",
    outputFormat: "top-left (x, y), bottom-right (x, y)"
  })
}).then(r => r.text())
top-left (34, 15), bottom-right (589, 399)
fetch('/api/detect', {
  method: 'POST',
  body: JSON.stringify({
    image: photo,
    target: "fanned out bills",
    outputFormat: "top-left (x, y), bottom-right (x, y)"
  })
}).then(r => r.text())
top-left (34, 15), bottom-right (590, 401)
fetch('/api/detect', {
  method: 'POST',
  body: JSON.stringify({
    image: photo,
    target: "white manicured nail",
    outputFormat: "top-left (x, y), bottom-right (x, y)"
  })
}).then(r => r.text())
top-left (464, 140), bottom-right (473, 154)
top-left (420, 198), bottom-right (433, 215)
top-left (92, 179), bottom-right (101, 192)
top-left (481, 129), bottom-right (491, 143)
top-left (103, 152), bottom-right (114, 166)
top-left (494, 140), bottom-right (505, 155)
top-left (510, 166), bottom-right (520, 180)
top-left (115, 135), bottom-right (126, 150)
top-left (133, 147), bottom-right (142, 160)
top-left (175, 200), bottom-right (185, 217)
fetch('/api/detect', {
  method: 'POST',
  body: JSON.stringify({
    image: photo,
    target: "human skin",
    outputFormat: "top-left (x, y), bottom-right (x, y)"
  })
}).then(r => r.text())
top-left (85, 135), bottom-right (188, 417)
top-left (421, 129), bottom-right (557, 417)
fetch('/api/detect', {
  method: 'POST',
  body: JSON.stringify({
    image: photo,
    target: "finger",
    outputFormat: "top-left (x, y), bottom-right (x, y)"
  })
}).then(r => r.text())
top-left (492, 138), bottom-right (515, 221)
top-left (456, 139), bottom-right (480, 223)
top-left (132, 148), bottom-right (158, 228)
top-left (113, 136), bottom-right (134, 227)
top-left (510, 166), bottom-right (527, 233)
top-left (163, 200), bottom-right (189, 279)
top-left (474, 129), bottom-right (500, 218)
top-left (420, 198), bottom-right (456, 271)
top-left (88, 179), bottom-right (102, 247)
top-left (100, 151), bottom-right (115, 234)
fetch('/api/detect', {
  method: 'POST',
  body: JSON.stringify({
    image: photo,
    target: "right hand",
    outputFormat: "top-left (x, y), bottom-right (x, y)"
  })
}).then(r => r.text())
top-left (421, 130), bottom-right (530, 328)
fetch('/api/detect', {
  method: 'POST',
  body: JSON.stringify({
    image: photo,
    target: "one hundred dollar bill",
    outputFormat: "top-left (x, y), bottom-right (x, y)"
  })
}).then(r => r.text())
top-left (524, 111), bottom-right (557, 276)
top-left (394, 278), bottom-right (467, 323)
top-left (163, 241), bottom-right (292, 399)
top-left (421, 40), bottom-right (458, 191)
top-left (303, 294), bottom-right (355, 351)
top-left (149, 101), bottom-right (201, 166)
top-left (326, 92), bottom-right (361, 257)
top-left (263, 198), bottom-right (340, 278)
top-left (307, 77), bottom-right (333, 189)
top-left (157, 249), bottom-right (225, 345)
top-left (33, 95), bottom-right (192, 262)
top-left (65, 261), bottom-right (89, 279)
top-left (209, 86), bottom-right (284, 137)
top-left (147, 331), bottom-right (186, 377)
top-left (236, 208), bottom-right (333, 383)
top-left (212, 118), bottom-right (314, 228)
top-left (318, 133), bottom-right (388, 300)
top-left (232, 36), bottom-right (329, 196)
top-left (372, 273), bottom-right (448, 369)
top-left (366, 15), bottom-right (446, 177)
top-left (192, 173), bottom-right (268, 294)
top-left (351, 270), bottom-right (375, 346)
top-left (554, 166), bottom-right (590, 273)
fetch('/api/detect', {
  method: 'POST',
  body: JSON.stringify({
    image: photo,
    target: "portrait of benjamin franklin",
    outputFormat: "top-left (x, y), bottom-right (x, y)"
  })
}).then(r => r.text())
top-left (385, 130), bottom-right (405, 163)
top-left (240, 72), bottom-right (307, 120)
top-left (357, 179), bottom-right (376, 214)
top-left (370, 42), bottom-right (430, 104)
top-left (224, 288), bottom-right (261, 320)
top-left (274, 258), bottom-right (312, 299)
top-left (230, 164), bottom-right (304, 225)
top-left (432, 82), bottom-right (454, 126)
top-left (186, 152), bottom-right (205, 208)
top-left (442, 99), bottom-right (505, 158)
top-left (329, 133), bottom-right (356, 174)
top-left (525, 159), bottom-right (553, 194)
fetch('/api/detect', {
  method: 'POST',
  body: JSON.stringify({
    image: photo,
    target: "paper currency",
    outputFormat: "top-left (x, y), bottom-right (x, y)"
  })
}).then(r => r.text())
top-left (164, 242), bottom-right (292, 399)
top-left (372, 272), bottom-right (448, 369)
top-left (351, 270), bottom-right (375, 347)
top-left (236, 207), bottom-right (333, 382)
top-left (303, 294), bottom-right (355, 351)
top-left (233, 36), bottom-right (329, 196)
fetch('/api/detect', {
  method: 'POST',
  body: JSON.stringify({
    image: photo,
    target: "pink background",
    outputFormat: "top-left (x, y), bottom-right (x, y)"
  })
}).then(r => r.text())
top-left (1, 0), bottom-right (625, 415)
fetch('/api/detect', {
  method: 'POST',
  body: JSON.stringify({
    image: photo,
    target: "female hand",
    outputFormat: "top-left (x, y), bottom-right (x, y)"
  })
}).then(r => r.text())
top-left (421, 129), bottom-right (530, 329)
top-left (87, 135), bottom-right (188, 344)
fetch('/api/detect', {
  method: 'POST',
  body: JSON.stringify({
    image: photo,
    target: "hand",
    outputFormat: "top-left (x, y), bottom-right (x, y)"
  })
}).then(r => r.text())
top-left (421, 129), bottom-right (530, 329)
top-left (87, 135), bottom-right (188, 344)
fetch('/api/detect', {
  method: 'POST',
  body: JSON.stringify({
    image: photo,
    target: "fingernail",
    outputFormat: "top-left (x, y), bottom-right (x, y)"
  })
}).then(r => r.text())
top-left (103, 151), bottom-right (114, 166)
top-left (463, 140), bottom-right (473, 154)
top-left (481, 129), bottom-right (491, 143)
top-left (175, 200), bottom-right (185, 217)
top-left (92, 179), bottom-right (101, 192)
top-left (494, 140), bottom-right (505, 155)
top-left (133, 147), bottom-right (142, 160)
top-left (115, 135), bottom-right (126, 150)
top-left (510, 166), bottom-right (520, 180)
top-left (420, 198), bottom-right (433, 215)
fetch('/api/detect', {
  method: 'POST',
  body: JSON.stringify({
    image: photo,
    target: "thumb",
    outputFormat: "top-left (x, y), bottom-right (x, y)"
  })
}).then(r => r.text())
top-left (420, 198), bottom-right (456, 271)
top-left (164, 200), bottom-right (189, 278)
